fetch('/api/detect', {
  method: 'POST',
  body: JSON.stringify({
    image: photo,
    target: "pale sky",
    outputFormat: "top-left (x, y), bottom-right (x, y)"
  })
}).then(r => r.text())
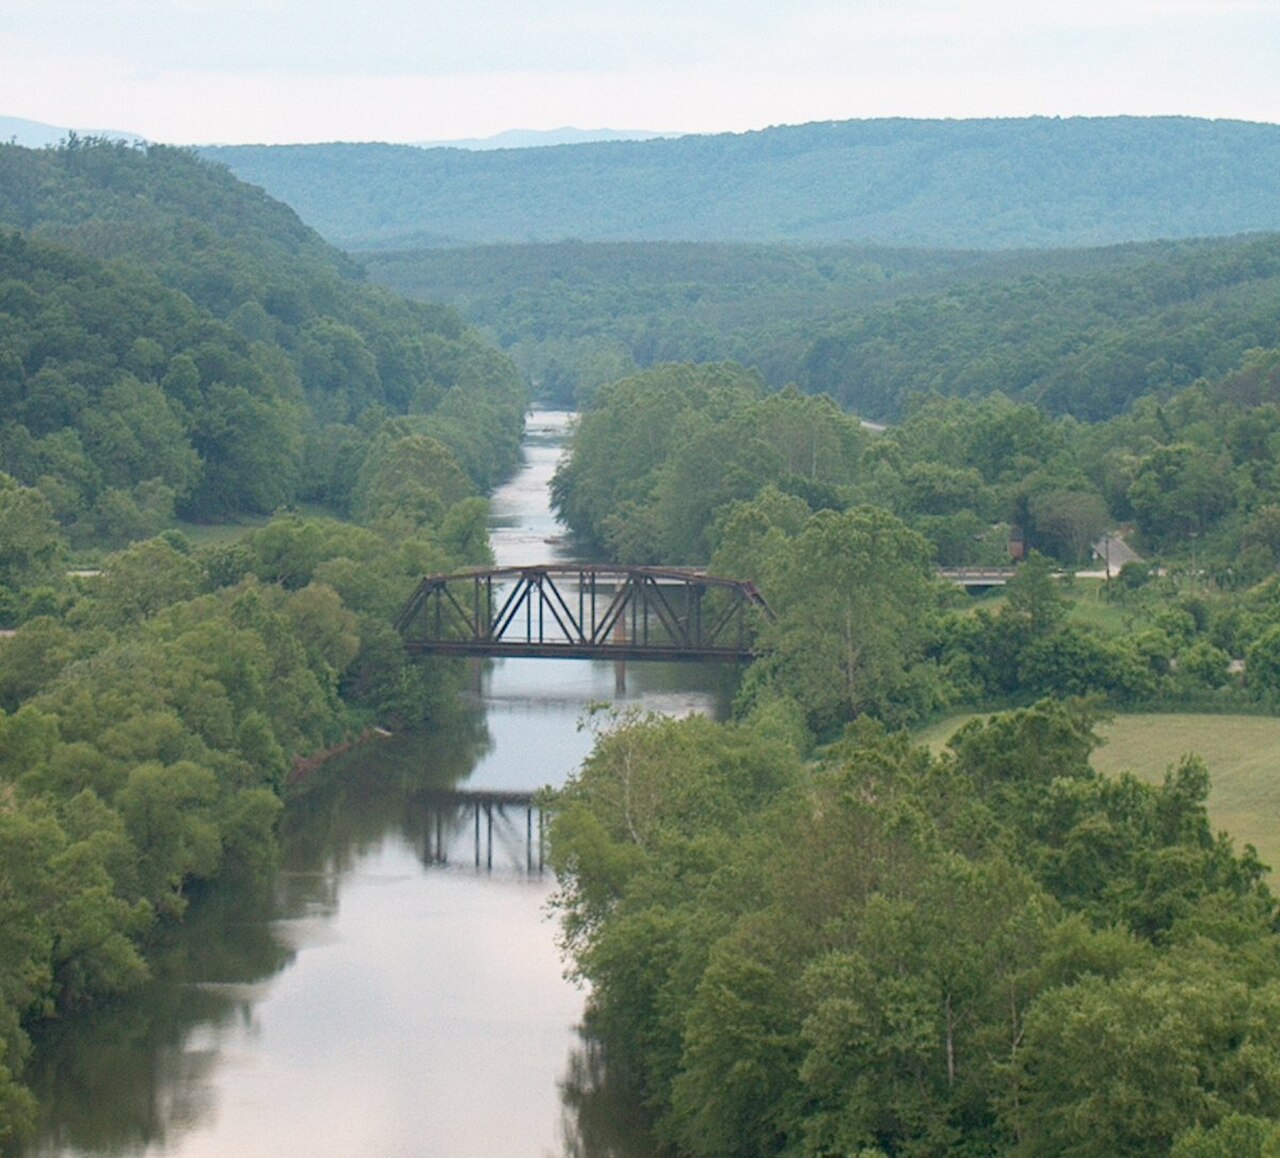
top-left (5, 0), bottom-right (1278, 145)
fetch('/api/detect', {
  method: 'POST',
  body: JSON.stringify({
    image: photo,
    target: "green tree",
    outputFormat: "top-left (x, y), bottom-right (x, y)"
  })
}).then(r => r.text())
top-left (188, 384), bottom-right (303, 516)
top-left (797, 857), bottom-right (1057, 1156)
top-left (0, 473), bottom-right (64, 606)
top-left (733, 506), bottom-right (941, 729)
top-left (78, 377), bottom-right (200, 498)
top-left (116, 760), bottom-right (222, 918)
top-left (351, 431), bottom-right (474, 532)
top-left (1128, 443), bottom-right (1233, 546)
top-left (1003, 551), bottom-right (1068, 637)
top-left (1028, 488), bottom-right (1110, 562)
top-left (1006, 950), bottom-right (1280, 1156)
top-left (551, 362), bottom-right (765, 556)
top-left (1246, 625), bottom-right (1280, 699)
top-left (71, 538), bottom-right (201, 629)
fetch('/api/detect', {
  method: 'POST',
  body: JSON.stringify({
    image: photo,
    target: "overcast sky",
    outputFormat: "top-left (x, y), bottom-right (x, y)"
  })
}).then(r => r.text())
top-left (6, 0), bottom-right (1277, 145)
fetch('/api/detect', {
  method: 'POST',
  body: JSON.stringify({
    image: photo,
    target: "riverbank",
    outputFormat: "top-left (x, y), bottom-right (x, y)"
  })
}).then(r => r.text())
top-left (20, 411), bottom-right (722, 1158)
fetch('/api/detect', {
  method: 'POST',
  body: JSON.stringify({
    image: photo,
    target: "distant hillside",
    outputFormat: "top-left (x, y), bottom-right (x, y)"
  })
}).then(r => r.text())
top-left (362, 239), bottom-right (1160, 406)
top-left (800, 232), bottom-right (1280, 421)
top-left (0, 138), bottom-right (526, 529)
top-left (361, 233), bottom-right (1280, 418)
top-left (201, 117), bottom-right (1280, 251)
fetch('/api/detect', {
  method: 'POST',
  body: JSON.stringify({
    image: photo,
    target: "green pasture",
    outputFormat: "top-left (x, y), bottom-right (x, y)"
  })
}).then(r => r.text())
top-left (917, 711), bottom-right (1280, 873)
top-left (173, 514), bottom-right (271, 547)
top-left (1062, 577), bottom-right (1134, 633)
top-left (1092, 714), bottom-right (1280, 873)
top-left (950, 576), bottom-right (1134, 634)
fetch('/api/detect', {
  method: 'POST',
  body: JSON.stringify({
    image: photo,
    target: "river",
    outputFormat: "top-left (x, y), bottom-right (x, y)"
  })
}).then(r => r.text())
top-left (19, 411), bottom-right (732, 1158)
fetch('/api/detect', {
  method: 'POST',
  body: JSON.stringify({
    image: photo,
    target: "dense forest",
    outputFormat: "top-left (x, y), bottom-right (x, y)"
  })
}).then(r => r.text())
top-left (363, 232), bottom-right (1280, 416)
top-left (200, 117), bottom-right (1280, 250)
top-left (802, 233), bottom-right (1280, 421)
top-left (546, 351), bottom-right (1280, 1155)
top-left (0, 137), bottom-right (526, 538)
top-left (551, 702), bottom-right (1280, 1156)
top-left (0, 138), bottom-right (526, 1140)
top-left (548, 356), bottom-right (1280, 724)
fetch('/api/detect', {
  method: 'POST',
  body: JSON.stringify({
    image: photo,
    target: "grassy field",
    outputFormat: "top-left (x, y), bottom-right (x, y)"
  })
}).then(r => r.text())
top-left (1063, 577), bottom-right (1135, 633)
top-left (1092, 714), bottom-right (1280, 872)
top-left (915, 712), bottom-right (985, 751)
top-left (951, 577), bottom-right (1136, 634)
top-left (917, 711), bottom-right (1280, 873)
top-left (173, 514), bottom-right (271, 547)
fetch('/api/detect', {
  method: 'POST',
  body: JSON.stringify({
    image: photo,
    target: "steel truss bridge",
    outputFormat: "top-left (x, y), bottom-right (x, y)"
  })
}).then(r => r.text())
top-left (395, 565), bottom-right (772, 663)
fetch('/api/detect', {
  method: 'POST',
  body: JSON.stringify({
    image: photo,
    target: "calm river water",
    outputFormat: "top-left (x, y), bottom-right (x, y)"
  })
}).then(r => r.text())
top-left (21, 411), bottom-right (733, 1158)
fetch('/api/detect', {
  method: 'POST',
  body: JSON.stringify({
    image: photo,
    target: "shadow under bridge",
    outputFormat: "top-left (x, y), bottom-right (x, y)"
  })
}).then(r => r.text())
top-left (395, 564), bottom-right (772, 662)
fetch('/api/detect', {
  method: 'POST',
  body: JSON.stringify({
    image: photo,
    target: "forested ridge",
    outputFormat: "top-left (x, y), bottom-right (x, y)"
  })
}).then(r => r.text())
top-left (200, 117), bottom-right (1280, 250)
top-left (364, 232), bottom-right (1280, 417)
top-left (0, 138), bottom-right (526, 1140)
top-left (803, 232), bottom-right (1280, 421)
top-left (361, 238), bottom-right (1140, 409)
top-left (0, 138), bottom-right (527, 536)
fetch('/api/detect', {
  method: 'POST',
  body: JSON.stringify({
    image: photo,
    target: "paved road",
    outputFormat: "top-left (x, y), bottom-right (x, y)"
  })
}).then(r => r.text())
top-left (1092, 533), bottom-right (1144, 577)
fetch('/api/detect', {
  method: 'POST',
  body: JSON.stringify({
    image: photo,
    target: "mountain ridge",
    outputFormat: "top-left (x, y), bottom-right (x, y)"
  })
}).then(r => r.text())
top-left (200, 116), bottom-right (1280, 251)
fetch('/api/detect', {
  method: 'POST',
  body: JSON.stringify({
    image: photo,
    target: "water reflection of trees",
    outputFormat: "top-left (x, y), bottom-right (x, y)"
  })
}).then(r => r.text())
top-left (20, 709), bottom-right (493, 1158)
top-left (558, 1026), bottom-right (659, 1158)
top-left (22, 885), bottom-right (295, 1155)
top-left (280, 701), bottom-right (493, 874)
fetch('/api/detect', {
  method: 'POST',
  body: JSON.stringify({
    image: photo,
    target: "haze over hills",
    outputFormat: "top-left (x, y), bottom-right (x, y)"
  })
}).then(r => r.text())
top-left (0, 115), bottom-right (143, 148)
top-left (414, 127), bottom-right (677, 149)
top-left (200, 116), bottom-right (1280, 251)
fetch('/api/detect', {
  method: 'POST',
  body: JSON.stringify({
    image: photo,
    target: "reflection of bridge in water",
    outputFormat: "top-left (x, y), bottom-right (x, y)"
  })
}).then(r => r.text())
top-left (396, 565), bottom-right (772, 663)
top-left (397, 566), bottom-right (772, 872)
top-left (417, 788), bottom-right (544, 874)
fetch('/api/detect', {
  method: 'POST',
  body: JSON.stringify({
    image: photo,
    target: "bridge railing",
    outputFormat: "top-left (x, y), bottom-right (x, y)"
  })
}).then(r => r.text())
top-left (396, 565), bottom-right (772, 662)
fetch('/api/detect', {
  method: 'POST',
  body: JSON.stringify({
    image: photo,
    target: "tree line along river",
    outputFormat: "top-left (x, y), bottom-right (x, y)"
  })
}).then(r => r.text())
top-left (19, 411), bottom-right (734, 1158)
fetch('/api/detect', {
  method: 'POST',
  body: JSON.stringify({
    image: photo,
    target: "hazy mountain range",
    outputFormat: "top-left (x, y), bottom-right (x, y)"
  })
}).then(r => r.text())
top-left (1, 115), bottom-right (667, 152)
top-left (200, 116), bottom-right (1280, 251)
top-left (9, 113), bottom-right (1279, 253)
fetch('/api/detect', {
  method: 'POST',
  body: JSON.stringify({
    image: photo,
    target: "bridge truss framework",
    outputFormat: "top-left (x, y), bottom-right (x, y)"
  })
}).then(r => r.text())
top-left (395, 564), bottom-right (771, 663)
